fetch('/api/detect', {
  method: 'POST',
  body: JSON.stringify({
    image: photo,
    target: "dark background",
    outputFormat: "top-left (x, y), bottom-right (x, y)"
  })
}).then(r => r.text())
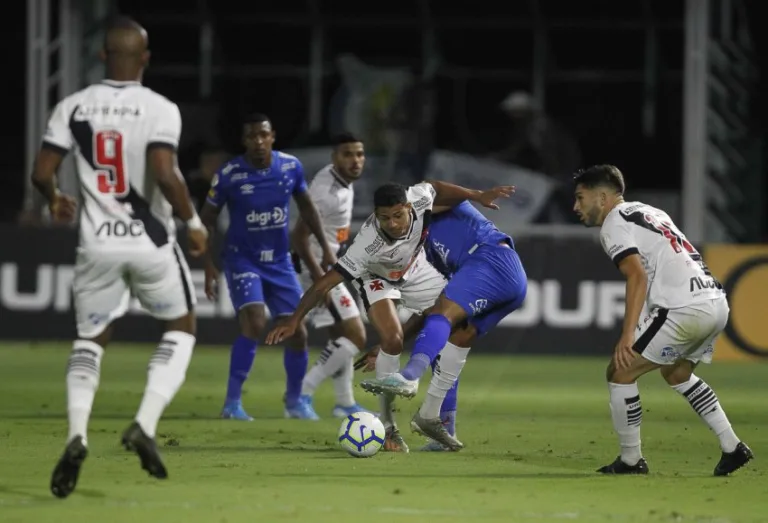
top-left (7, 1), bottom-right (767, 219)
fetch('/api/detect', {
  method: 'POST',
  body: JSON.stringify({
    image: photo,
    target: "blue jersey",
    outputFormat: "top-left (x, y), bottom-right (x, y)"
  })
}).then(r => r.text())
top-left (427, 201), bottom-right (526, 336)
top-left (426, 201), bottom-right (512, 278)
top-left (206, 151), bottom-right (308, 263)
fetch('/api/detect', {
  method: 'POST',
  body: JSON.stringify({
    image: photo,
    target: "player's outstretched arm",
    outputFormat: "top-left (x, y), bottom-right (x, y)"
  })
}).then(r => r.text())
top-left (293, 191), bottom-right (336, 269)
top-left (30, 147), bottom-right (77, 223)
top-left (290, 216), bottom-right (325, 282)
top-left (427, 179), bottom-right (515, 210)
top-left (147, 147), bottom-right (207, 256)
top-left (265, 269), bottom-right (346, 344)
top-left (614, 254), bottom-right (648, 369)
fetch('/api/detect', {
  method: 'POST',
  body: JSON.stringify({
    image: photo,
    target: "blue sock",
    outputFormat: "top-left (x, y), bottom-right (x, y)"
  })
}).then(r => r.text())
top-left (400, 314), bottom-right (453, 381)
top-left (283, 348), bottom-right (308, 407)
top-left (226, 335), bottom-right (258, 403)
top-left (441, 379), bottom-right (459, 436)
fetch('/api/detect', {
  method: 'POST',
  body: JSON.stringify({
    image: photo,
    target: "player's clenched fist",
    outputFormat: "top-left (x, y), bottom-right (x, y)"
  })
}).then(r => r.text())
top-left (49, 192), bottom-right (78, 223)
top-left (187, 227), bottom-right (208, 257)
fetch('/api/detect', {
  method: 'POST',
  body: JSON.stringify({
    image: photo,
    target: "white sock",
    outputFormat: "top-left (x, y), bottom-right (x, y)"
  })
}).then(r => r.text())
top-left (376, 351), bottom-right (401, 429)
top-left (419, 343), bottom-right (469, 419)
top-left (66, 340), bottom-right (104, 446)
top-left (301, 337), bottom-right (359, 399)
top-left (608, 382), bottom-right (643, 466)
top-left (672, 374), bottom-right (740, 452)
top-left (135, 331), bottom-right (195, 438)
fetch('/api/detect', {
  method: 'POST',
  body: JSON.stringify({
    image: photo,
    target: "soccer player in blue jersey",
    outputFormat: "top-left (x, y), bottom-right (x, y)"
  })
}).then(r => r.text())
top-left (201, 113), bottom-right (336, 421)
top-left (359, 200), bottom-right (528, 449)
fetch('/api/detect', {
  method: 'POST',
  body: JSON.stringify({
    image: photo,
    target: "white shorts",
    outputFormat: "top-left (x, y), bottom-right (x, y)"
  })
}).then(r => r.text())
top-left (634, 297), bottom-right (730, 365)
top-left (73, 243), bottom-right (196, 338)
top-left (300, 273), bottom-right (361, 329)
top-left (354, 258), bottom-right (447, 315)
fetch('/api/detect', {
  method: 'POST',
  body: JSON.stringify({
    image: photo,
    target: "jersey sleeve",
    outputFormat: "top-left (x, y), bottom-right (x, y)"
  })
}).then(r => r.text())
top-left (292, 160), bottom-right (308, 195)
top-left (333, 230), bottom-right (372, 281)
top-left (205, 170), bottom-right (227, 208)
top-left (600, 218), bottom-right (639, 265)
top-left (407, 182), bottom-right (436, 211)
top-left (42, 100), bottom-right (73, 154)
top-left (148, 100), bottom-right (182, 150)
top-left (307, 176), bottom-right (331, 216)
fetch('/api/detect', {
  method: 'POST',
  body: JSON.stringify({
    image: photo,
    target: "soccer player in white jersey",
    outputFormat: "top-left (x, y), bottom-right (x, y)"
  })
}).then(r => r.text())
top-left (30, 17), bottom-right (208, 498)
top-left (291, 133), bottom-right (370, 419)
top-left (267, 181), bottom-right (513, 451)
top-left (573, 165), bottom-right (753, 476)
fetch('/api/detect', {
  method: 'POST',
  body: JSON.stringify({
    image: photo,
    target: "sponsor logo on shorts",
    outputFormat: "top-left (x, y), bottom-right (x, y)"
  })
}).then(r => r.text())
top-left (660, 346), bottom-right (681, 362)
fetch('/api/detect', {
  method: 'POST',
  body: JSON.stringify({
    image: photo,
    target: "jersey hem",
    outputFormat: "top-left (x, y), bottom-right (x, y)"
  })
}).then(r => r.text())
top-left (334, 262), bottom-right (354, 281)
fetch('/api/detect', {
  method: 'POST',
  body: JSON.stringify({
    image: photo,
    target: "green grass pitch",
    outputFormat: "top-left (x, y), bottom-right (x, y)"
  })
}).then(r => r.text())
top-left (0, 343), bottom-right (765, 523)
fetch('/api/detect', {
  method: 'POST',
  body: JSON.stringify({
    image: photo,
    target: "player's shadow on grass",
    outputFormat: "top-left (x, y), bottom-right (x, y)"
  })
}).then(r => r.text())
top-left (169, 445), bottom-right (341, 453)
top-left (1, 413), bottom-right (258, 421)
top-left (0, 484), bottom-right (105, 502)
top-left (265, 471), bottom-right (590, 479)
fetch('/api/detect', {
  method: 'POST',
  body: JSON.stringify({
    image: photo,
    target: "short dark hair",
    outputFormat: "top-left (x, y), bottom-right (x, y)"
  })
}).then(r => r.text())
top-left (331, 132), bottom-right (362, 149)
top-left (573, 164), bottom-right (625, 194)
top-left (242, 112), bottom-right (272, 127)
top-left (373, 183), bottom-right (408, 208)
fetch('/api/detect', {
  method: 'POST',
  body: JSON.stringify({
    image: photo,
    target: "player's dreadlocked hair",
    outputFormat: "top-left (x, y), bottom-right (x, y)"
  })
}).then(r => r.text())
top-left (573, 164), bottom-right (626, 195)
top-left (373, 183), bottom-right (408, 208)
top-left (331, 132), bottom-right (362, 149)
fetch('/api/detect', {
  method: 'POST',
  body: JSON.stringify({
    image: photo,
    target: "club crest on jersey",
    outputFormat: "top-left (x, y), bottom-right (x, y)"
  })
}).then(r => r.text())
top-left (369, 280), bottom-right (385, 291)
top-left (240, 184), bottom-right (255, 195)
top-left (469, 299), bottom-right (488, 314)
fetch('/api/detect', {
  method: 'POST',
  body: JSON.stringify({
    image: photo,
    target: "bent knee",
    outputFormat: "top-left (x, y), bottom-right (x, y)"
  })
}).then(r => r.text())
top-left (239, 306), bottom-right (268, 339)
top-left (285, 322), bottom-right (308, 349)
top-left (340, 318), bottom-right (366, 349)
top-left (605, 360), bottom-right (635, 384)
top-left (449, 323), bottom-right (476, 348)
top-left (380, 330), bottom-right (404, 355)
top-left (660, 360), bottom-right (695, 386)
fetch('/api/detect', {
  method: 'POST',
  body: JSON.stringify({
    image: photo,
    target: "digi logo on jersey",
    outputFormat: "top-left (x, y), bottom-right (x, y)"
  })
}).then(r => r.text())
top-left (246, 207), bottom-right (287, 228)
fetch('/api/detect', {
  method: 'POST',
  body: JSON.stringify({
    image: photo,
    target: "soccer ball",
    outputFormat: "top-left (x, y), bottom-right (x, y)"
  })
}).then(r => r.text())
top-left (337, 412), bottom-right (386, 457)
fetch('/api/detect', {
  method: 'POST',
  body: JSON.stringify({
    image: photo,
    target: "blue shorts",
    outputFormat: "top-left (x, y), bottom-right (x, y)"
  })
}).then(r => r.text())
top-left (223, 255), bottom-right (303, 317)
top-left (444, 244), bottom-right (527, 336)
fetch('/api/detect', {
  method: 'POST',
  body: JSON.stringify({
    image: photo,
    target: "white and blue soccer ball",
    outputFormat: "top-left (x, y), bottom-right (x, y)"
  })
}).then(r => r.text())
top-left (337, 411), bottom-right (386, 457)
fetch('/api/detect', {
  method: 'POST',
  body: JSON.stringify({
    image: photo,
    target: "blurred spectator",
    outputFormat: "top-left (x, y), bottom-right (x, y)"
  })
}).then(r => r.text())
top-left (491, 91), bottom-right (582, 223)
top-left (386, 66), bottom-right (437, 184)
top-left (187, 145), bottom-right (229, 211)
